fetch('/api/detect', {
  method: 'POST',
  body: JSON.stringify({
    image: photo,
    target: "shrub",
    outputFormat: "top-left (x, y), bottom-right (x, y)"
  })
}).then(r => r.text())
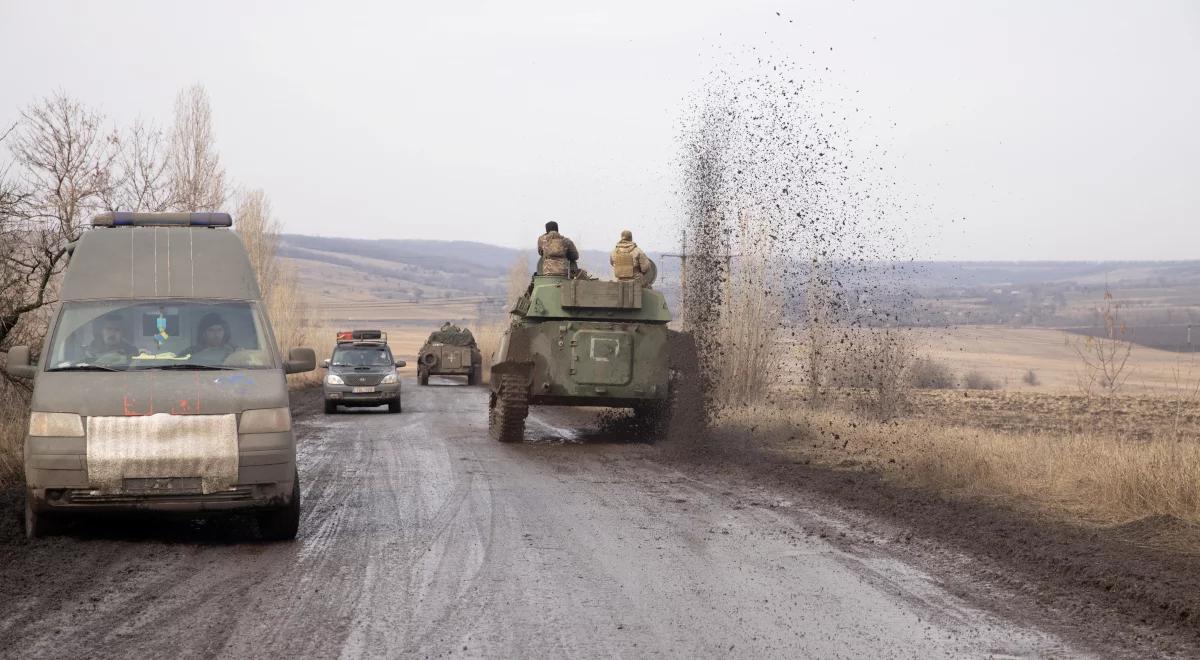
top-left (1022, 369), bottom-right (1040, 386)
top-left (963, 369), bottom-right (1001, 390)
top-left (909, 357), bottom-right (956, 389)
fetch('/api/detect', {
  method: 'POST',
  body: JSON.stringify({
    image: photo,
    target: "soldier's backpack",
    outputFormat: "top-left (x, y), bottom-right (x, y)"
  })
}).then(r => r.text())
top-left (612, 246), bottom-right (636, 279)
top-left (543, 234), bottom-right (567, 259)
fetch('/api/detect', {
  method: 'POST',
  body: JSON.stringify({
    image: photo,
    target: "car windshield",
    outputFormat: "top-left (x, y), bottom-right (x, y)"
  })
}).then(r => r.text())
top-left (46, 300), bottom-right (276, 371)
top-left (332, 345), bottom-right (393, 367)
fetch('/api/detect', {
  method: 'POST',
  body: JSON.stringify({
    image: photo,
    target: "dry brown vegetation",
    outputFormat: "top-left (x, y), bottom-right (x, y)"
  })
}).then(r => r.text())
top-left (720, 400), bottom-right (1200, 547)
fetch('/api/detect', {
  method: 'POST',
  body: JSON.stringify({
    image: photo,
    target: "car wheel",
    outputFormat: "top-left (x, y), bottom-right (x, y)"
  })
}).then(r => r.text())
top-left (324, 400), bottom-right (337, 414)
top-left (388, 399), bottom-right (401, 414)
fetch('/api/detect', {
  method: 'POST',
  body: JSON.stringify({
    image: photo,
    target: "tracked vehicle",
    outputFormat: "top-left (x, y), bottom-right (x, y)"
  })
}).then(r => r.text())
top-left (488, 260), bottom-right (690, 442)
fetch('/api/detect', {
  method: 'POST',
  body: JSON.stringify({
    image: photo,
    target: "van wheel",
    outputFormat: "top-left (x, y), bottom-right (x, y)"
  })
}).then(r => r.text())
top-left (25, 495), bottom-right (61, 539)
top-left (388, 399), bottom-right (402, 414)
top-left (260, 473), bottom-right (301, 541)
top-left (324, 400), bottom-right (337, 414)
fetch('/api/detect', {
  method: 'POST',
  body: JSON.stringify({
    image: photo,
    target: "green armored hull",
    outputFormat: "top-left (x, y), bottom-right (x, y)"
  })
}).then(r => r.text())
top-left (489, 275), bottom-right (675, 442)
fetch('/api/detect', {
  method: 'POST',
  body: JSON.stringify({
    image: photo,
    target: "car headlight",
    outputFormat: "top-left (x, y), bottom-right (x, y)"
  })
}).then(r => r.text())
top-left (29, 412), bottom-right (85, 437)
top-left (325, 374), bottom-right (345, 385)
top-left (381, 372), bottom-right (398, 385)
top-left (239, 407), bottom-right (292, 433)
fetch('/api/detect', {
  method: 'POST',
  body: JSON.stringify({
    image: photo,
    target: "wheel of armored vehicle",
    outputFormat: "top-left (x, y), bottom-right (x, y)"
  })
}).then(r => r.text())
top-left (418, 369), bottom-right (429, 386)
top-left (258, 473), bottom-right (301, 541)
top-left (468, 365), bottom-right (482, 386)
top-left (488, 373), bottom-right (529, 443)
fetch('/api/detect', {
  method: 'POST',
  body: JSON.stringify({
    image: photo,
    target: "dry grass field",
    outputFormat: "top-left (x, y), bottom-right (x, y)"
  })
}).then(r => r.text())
top-left (910, 326), bottom-right (1199, 393)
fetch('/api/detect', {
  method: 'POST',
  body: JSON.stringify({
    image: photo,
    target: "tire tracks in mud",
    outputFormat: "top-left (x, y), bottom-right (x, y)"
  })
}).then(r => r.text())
top-left (0, 381), bottom-right (1093, 658)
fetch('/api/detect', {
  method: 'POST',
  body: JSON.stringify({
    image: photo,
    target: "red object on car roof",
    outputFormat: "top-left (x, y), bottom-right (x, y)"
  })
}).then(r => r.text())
top-left (337, 329), bottom-right (386, 343)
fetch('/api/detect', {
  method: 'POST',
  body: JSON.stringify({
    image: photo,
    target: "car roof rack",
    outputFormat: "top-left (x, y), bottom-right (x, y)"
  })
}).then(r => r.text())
top-left (336, 329), bottom-right (387, 344)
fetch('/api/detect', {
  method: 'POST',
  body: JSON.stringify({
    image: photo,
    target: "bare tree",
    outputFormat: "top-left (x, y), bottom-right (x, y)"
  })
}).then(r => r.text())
top-left (1, 94), bottom-right (117, 348)
top-left (169, 85), bottom-right (226, 211)
top-left (235, 189), bottom-right (309, 355)
top-left (505, 252), bottom-right (530, 307)
top-left (105, 120), bottom-right (171, 212)
top-left (1073, 289), bottom-right (1134, 397)
top-left (236, 189), bottom-right (280, 295)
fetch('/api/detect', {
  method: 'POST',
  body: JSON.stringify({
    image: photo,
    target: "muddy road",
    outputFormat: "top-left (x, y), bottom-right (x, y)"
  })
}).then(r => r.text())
top-left (0, 377), bottom-right (1084, 658)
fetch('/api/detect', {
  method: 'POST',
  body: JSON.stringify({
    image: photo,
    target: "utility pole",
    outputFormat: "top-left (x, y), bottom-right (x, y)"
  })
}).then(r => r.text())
top-left (660, 231), bottom-right (689, 330)
top-left (659, 229), bottom-right (743, 331)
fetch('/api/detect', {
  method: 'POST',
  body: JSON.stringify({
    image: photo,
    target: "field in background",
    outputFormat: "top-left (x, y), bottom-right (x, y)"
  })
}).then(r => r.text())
top-left (911, 326), bottom-right (1199, 393)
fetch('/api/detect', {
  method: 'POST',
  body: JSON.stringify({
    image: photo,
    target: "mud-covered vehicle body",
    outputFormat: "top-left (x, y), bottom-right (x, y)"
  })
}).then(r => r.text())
top-left (417, 324), bottom-right (482, 386)
top-left (4, 212), bottom-right (317, 539)
top-left (321, 330), bottom-right (405, 413)
top-left (489, 272), bottom-right (683, 442)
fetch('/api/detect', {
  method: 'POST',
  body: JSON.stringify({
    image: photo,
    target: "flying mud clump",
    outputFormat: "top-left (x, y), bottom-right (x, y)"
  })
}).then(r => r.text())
top-left (677, 54), bottom-right (920, 418)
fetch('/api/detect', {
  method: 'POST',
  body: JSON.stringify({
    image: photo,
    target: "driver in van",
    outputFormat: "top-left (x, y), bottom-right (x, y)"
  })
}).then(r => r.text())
top-left (84, 314), bottom-right (140, 363)
top-left (184, 312), bottom-right (239, 363)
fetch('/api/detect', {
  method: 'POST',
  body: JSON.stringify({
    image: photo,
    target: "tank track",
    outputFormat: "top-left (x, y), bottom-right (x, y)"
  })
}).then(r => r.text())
top-left (488, 373), bottom-right (529, 443)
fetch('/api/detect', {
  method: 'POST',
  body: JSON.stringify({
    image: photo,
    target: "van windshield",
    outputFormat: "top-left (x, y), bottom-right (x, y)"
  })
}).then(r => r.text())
top-left (46, 300), bottom-right (276, 371)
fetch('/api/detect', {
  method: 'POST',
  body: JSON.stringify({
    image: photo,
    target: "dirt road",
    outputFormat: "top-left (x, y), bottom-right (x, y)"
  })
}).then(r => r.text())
top-left (0, 377), bottom-right (1081, 658)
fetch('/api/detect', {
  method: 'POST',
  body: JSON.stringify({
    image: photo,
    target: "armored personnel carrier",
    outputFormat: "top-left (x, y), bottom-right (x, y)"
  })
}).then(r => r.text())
top-left (488, 261), bottom-right (693, 443)
top-left (417, 323), bottom-right (482, 385)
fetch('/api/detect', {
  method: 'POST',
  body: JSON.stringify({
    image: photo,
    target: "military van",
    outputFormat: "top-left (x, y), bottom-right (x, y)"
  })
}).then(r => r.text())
top-left (5, 212), bottom-right (316, 539)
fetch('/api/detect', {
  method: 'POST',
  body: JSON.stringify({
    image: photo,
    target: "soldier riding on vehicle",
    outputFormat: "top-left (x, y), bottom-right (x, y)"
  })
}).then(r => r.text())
top-left (610, 229), bottom-right (652, 286)
top-left (537, 221), bottom-right (579, 277)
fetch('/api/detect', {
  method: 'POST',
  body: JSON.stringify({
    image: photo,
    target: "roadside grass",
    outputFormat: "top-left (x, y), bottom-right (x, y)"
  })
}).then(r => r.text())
top-left (0, 384), bottom-right (28, 489)
top-left (719, 399), bottom-right (1200, 542)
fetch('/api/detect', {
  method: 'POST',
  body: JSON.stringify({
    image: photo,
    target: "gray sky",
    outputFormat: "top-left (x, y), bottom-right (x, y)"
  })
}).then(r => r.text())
top-left (2, 0), bottom-right (1197, 260)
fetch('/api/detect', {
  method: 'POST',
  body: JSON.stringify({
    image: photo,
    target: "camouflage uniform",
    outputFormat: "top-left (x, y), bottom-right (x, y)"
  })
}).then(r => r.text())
top-left (537, 230), bottom-right (579, 277)
top-left (610, 231), bottom-right (651, 283)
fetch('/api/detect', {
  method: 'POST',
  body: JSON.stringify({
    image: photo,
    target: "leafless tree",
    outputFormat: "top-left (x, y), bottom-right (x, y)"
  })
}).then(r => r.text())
top-left (235, 189), bottom-right (309, 354)
top-left (1, 94), bottom-right (117, 348)
top-left (169, 85), bottom-right (226, 211)
top-left (1073, 289), bottom-right (1134, 397)
top-left (104, 120), bottom-right (171, 212)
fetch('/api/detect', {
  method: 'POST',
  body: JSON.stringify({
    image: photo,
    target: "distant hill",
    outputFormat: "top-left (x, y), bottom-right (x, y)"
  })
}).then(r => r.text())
top-left (282, 233), bottom-right (1200, 332)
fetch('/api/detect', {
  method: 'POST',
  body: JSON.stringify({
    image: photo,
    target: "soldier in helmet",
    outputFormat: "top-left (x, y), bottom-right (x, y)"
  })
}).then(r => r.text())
top-left (537, 221), bottom-right (579, 277)
top-left (610, 229), bottom-right (652, 284)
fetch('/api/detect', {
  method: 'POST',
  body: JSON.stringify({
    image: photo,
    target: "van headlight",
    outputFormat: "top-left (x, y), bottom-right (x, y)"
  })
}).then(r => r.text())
top-left (239, 408), bottom-right (292, 433)
top-left (29, 412), bottom-right (85, 437)
top-left (381, 372), bottom-right (398, 384)
top-left (325, 374), bottom-right (345, 385)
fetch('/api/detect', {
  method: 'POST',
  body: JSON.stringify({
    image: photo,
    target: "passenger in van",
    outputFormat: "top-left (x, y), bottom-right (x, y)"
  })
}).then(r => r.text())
top-left (184, 312), bottom-right (239, 363)
top-left (84, 314), bottom-right (140, 363)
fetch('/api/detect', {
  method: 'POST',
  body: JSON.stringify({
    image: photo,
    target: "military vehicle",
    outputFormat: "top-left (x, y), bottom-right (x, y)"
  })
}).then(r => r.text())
top-left (321, 330), bottom-right (406, 413)
top-left (5, 212), bottom-right (316, 539)
top-left (488, 258), bottom-right (693, 443)
top-left (417, 323), bottom-right (482, 386)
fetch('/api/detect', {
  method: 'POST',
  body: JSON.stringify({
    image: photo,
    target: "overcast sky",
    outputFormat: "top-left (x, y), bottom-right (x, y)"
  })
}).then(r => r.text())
top-left (1, 0), bottom-right (1197, 260)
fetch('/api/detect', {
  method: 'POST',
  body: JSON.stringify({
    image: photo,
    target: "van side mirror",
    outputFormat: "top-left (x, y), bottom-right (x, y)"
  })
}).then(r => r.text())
top-left (285, 347), bottom-right (316, 374)
top-left (395, 360), bottom-right (406, 368)
top-left (321, 358), bottom-right (330, 368)
top-left (5, 346), bottom-right (36, 379)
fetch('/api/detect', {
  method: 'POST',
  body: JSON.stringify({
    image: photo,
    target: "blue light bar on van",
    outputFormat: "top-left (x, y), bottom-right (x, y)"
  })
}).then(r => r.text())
top-left (91, 212), bottom-right (233, 228)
